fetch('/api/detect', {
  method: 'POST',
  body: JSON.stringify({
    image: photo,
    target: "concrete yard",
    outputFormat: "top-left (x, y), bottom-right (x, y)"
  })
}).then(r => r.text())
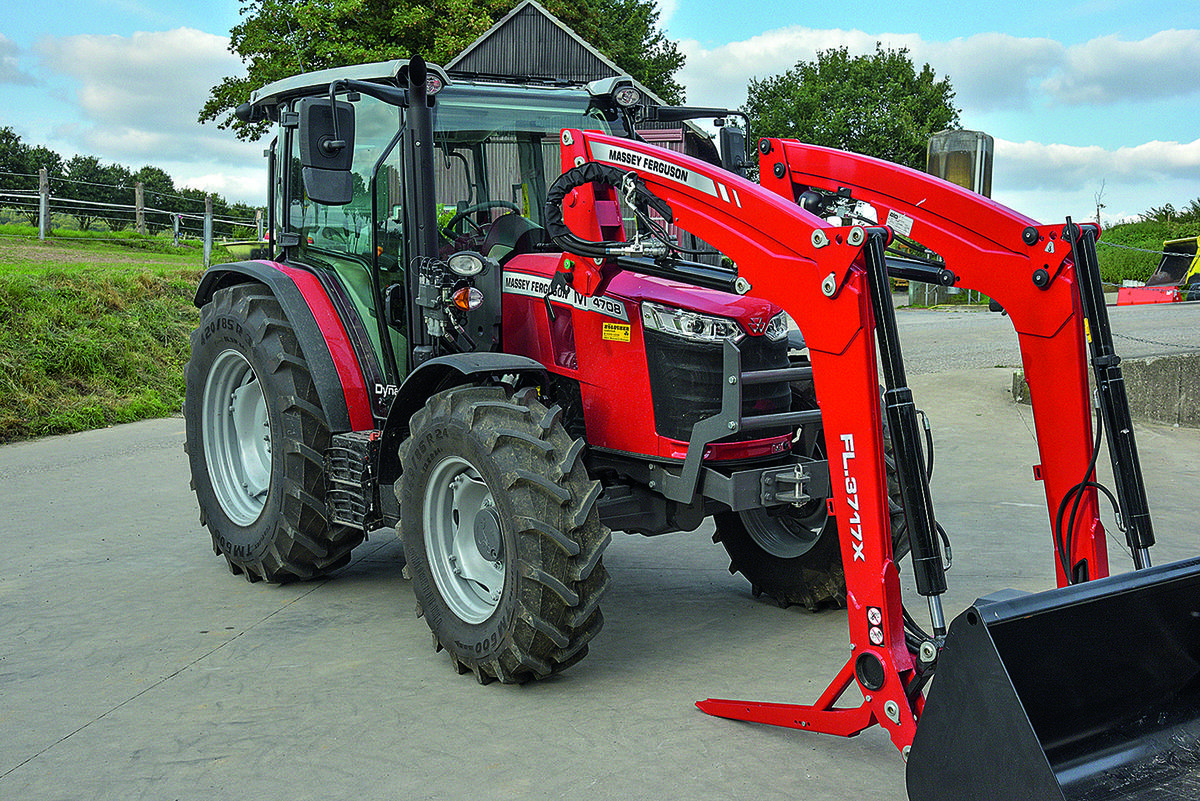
top-left (3, 304), bottom-right (1200, 800)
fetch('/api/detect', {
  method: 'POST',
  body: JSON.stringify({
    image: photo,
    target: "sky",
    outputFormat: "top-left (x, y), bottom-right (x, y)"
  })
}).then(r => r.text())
top-left (1, 1), bottom-right (1197, 226)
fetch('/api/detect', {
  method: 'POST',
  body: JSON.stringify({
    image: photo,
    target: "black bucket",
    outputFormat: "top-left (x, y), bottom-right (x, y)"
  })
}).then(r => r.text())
top-left (907, 556), bottom-right (1200, 801)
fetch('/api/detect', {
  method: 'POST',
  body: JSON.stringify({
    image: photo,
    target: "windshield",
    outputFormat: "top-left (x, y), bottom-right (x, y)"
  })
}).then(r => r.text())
top-left (432, 83), bottom-right (612, 230)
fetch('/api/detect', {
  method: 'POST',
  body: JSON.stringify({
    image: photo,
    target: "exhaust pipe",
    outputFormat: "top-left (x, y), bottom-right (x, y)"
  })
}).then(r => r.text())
top-left (907, 555), bottom-right (1200, 800)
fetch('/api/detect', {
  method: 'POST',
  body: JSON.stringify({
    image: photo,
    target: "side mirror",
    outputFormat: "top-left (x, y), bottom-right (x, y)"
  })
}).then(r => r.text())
top-left (719, 125), bottom-right (748, 177)
top-left (297, 96), bottom-right (355, 205)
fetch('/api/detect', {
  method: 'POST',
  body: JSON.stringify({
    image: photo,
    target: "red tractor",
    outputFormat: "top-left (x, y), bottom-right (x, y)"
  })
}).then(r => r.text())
top-left (185, 57), bottom-right (900, 682)
top-left (187, 57), bottom-right (1200, 797)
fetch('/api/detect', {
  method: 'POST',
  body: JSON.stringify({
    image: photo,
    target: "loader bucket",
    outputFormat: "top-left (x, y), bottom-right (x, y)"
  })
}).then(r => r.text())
top-left (906, 556), bottom-right (1200, 801)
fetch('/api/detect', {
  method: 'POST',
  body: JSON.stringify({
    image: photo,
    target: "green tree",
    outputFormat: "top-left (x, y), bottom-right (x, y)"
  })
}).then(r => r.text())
top-left (134, 165), bottom-right (178, 233)
top-left (0, 126), bottom-right (30, 218)
top-left (0, 130), bottom-right (65, 225)
top-left (103, 163), bottom-right (135, 231)
top-left (0, 126), bottom-right (24, 176)
top-left (200, 0), bottom-right (684, 140)
top-left (743, 44), bottom-right (960, 170)
top-left (1138, 200), bottom-right (1200, 226)
top-left (63, 155), bottom-right (110, 231)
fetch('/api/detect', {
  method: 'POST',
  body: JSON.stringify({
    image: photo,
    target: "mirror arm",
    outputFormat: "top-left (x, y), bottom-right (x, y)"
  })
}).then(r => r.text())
top-left (324, 80), bottom-right (348, 155)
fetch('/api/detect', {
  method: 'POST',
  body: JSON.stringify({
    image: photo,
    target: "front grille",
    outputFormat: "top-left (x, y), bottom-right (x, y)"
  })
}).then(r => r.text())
top-left (644, 330), bottom-right (790, 442)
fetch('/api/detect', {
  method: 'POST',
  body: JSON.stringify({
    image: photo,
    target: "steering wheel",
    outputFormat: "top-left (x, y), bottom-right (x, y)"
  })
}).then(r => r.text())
top-left (441, 200), bottom-right (522, 240)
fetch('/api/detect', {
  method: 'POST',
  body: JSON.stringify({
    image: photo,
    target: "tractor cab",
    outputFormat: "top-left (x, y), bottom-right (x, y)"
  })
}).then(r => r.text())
top-left (239, 61), bottom-right (633, 416)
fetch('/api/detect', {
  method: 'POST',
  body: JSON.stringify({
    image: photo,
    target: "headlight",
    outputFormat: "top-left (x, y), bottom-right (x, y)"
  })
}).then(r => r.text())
top-left (614, 85), bottom-right (642, 107)
top-left (641, 301), bottom-right (744, 343)
top-left (763, 310), bottom-right (789, 341)
top-left (447, 251), bottom-right (485, 277)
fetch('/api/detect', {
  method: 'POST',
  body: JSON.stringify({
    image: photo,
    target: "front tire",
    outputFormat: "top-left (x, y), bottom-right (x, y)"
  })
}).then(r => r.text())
top-left (714, 380), bottom-right (908, 610)
top-left (184, 283), bottom-right (363, 581)
top-left (398, 385), bottom-right (610, 683)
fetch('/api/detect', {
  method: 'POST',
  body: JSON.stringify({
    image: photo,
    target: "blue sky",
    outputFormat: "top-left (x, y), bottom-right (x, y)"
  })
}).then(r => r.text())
top-left (2, 1), bottom-right (1197, 226)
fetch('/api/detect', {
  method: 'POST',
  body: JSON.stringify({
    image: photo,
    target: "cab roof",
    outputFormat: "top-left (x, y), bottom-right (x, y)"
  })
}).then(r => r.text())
top-left (248, 59), bottom-right (452, 111)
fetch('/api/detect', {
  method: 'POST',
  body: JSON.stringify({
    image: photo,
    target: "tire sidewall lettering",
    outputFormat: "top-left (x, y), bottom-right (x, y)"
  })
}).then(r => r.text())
top-left (199, 315), bottom-right (249, 349)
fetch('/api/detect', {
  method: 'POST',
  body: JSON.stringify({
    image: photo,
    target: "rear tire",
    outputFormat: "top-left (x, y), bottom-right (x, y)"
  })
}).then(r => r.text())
top-left (398, 385), bottom-right (610, 683)
top-left (184, 283), bottom-right (363, 581)
top-left (714, 379), bottom-right (908, 610)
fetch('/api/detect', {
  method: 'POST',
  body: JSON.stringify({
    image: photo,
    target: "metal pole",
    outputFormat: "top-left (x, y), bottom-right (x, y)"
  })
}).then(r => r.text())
top-left (38, 167), bottom-right (49, 241)
top-left (203, 194), bottom-right (213, 269)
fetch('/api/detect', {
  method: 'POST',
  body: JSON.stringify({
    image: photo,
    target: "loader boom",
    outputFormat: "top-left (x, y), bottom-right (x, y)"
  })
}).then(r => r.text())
top-left (758, 138), bottom-right (1123, 585)
top-left (555, 128), bottom-right (957, 750)
top-left (553, 128), bottom-right (1156, 757)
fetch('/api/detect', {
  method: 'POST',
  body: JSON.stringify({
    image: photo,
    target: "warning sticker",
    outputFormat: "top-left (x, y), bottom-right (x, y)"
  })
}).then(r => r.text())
top-left (886, 209), bottom-right (915, 238)
top-left (602, 322), bottom-right (631, 342)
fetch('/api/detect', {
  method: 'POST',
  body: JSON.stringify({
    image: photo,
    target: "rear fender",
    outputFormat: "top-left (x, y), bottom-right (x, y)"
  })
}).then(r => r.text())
top-left (377, 352), bottom-right (548, 485)
top-left (196, 261), bottom-right (373, 432)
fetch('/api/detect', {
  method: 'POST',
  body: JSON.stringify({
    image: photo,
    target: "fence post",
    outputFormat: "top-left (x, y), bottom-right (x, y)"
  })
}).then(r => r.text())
top-left (173, 214), bottom-right (181, 246)
top-left (255, 208), bottom-right (263, 240)
top-left (203, 194), bottom-right (213, 270)
top-left (38, 167), bottom-right (49, 241)
top-left (135, 182), bottom-right (146, 235)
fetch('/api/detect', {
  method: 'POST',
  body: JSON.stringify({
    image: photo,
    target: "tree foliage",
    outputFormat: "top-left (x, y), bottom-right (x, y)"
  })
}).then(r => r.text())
top-left (200, 0), bottom-right (684, 141)
top-left (63, 155), bottom-right (132, 231)
top-left (743, 44), bottom-right (960, 170)
top-left (1140, 199), bottom-right (1200, 225)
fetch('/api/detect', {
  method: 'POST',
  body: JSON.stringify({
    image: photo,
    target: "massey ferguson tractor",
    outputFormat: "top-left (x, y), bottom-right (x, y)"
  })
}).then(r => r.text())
top-left (185, 57), bottom-right (1200, 798)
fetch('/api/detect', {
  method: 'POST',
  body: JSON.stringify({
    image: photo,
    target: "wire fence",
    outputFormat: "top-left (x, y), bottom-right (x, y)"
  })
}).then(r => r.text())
top-left (0, 168), bottom-right (265, 267)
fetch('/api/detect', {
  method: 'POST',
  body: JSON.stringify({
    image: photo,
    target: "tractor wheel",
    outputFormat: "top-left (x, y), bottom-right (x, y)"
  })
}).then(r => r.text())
top-left (713, 381), bottom-right (909, 610)
top-left (397, 385), bottom-right (610, 684)
top-left (184, 283), bottom-right (363, 582)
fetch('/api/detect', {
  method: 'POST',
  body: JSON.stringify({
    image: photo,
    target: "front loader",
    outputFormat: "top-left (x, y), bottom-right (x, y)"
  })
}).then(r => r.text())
top-left (184, 56), bottom-right (1200, 798)
top-left (549, 130), bottom-right (1200, 796)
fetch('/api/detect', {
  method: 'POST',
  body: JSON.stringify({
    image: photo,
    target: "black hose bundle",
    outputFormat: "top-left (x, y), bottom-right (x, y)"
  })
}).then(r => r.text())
top-left (543, 161), bottom-right (675, 257)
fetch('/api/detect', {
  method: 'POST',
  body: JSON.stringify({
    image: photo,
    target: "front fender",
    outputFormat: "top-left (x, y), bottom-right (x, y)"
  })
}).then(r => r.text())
top-left (377, 352), bottom-right (548, 485)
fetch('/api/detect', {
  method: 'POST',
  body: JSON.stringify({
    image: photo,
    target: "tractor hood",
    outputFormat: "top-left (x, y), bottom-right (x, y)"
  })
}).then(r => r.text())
top-left (604, 270), bottom-right (784, 332)
top-left (501, 252), bottom-right (785, 337)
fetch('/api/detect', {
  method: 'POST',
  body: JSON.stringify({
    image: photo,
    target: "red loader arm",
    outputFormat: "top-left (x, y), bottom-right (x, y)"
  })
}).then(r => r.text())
top-left (759, 138), bottom-right (1109, 586)
top-left (557, 129), bottom-right (931, 751)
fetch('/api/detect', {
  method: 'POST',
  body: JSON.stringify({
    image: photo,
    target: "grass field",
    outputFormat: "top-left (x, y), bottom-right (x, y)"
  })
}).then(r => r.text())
top-left (0, 225), bottom-right (218, 443)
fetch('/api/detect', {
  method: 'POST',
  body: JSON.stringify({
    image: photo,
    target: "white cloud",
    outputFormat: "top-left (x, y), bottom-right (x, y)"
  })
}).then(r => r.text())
top-left (174, 168), bottom-right (266, 206)
top-left (655, 0), bottom-right (679, 29)
top-left (677, 27), bottom-right (900, 110)
top-left (35, 28), bottom-right (253, 166)
top-left (989, 137), bottom-right (1200, 224)
top-left (0, 34), bottom-right (38, 85)
top-left (995, 137), bottom-right (1200, 190)
top-left (677, 27), bottom-right (1200, 116)
top-left (916, 34), bottom-right (1062, 112)
top-left (1043, 30), bottom-right (1200, 104)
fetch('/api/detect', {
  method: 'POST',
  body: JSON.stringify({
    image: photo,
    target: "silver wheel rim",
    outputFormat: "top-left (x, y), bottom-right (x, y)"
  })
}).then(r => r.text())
top-left (424, 455), bottom-right (505, 624)
top-left (740, 503), bottom-right (826, 559)
top-left (202, 349), bottom-right (271, 527)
